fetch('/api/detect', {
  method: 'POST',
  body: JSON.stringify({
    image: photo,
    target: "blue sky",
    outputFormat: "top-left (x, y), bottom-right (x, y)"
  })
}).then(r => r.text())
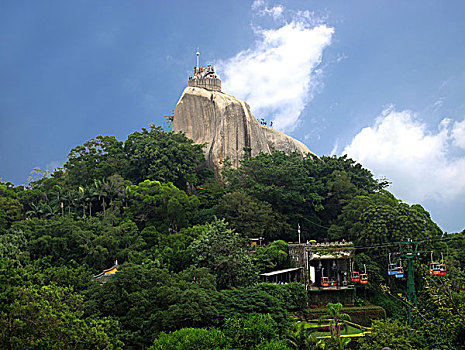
top-left (1, 0), bottom-right (464, 233)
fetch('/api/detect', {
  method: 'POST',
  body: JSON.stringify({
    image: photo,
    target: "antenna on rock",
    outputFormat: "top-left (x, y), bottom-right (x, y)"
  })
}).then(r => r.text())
top-left (196, 50), bottom-right (200, 69)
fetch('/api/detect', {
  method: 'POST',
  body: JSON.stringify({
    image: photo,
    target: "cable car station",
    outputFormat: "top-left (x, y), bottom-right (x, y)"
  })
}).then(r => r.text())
top-left (288, 241), bottom-right (360, 305)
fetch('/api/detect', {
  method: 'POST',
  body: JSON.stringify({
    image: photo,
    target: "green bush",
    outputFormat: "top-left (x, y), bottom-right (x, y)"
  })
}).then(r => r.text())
top-left (223, 314), bottom-right (281, 350)
top-left (217, 286), bottom-right (290, 331)
top-left (149, 328), bottom-right (227, 350)
top-left (358, 319), bottom-right (426, 350)
top-left (256, 282), bottom-right (307, 311)
top-left (303, 305), bottom-right (385, 327)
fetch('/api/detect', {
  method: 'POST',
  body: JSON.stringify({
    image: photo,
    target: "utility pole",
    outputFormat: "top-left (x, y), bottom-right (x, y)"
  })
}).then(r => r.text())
top-left (396, 239), bottom-right (420, 326)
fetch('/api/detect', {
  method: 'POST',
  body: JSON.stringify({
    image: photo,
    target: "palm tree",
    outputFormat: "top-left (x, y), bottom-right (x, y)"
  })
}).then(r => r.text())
top-left (66, 189), bottom-right (83, 216)
top-left (26, 201), bottom-right (43, 218)
top-left (80, 185), bottom-right (99, 217)
top-left (318, 302), bottom-right (351, 349)
top-left (94, 179), bottom-right (108, 216)
top-left (122, 185), bottom-right (132, 209)
top-left (62, 190), bottom-right (76, 215)
top-left (50, 184), bottom-right (65, 216)
top-left (43, 203), bottom-right (59, 219)
top-left (287, 322), bottom-right (317, 349)
top-left (105, 174), bottom-right (126, 210)
top-left (77, 186), bottom-right (86, 217)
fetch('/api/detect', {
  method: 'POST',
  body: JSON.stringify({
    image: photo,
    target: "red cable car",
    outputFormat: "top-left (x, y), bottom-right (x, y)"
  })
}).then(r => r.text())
top-left (352, 271), bottom-right (360, 283)
top-left (439, 264), bottom-right (447, 276)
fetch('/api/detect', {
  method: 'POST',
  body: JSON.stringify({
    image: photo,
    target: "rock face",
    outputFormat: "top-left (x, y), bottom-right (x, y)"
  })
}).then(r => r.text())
top-left (173, 86), bottom-right (315, 175)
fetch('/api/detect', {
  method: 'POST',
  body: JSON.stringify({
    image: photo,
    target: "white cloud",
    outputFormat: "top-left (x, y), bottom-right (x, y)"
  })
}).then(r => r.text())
top-left (268, 6), bottom-right (284, 20)
top-left (216, 9), bottom-right (333, 132)
top-left (342, 108), bottom-right (465, 202)
top-left (452, 118), bottom-right (465, 149)
top-left (251, 0), bottom-right (265, 10)
top-left (251, 0), bottom-right (283, 19)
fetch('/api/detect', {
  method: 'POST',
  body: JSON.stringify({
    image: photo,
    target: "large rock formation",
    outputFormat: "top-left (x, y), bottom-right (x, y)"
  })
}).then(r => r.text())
top-left (173, 77), bottom-right (315, 175)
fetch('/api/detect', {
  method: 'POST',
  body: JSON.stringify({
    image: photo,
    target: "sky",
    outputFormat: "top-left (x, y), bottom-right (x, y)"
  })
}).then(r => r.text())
top-left (1, 0), bottom-right (464, 233)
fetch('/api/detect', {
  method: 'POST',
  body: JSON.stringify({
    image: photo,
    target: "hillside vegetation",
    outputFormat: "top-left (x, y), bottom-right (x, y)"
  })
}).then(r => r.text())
top-left (0, 124), bottom-right (464, 349)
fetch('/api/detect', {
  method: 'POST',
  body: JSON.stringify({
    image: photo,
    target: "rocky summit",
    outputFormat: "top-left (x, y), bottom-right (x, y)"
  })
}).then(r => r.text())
top-left (173, 64), bottom-right (315, 176)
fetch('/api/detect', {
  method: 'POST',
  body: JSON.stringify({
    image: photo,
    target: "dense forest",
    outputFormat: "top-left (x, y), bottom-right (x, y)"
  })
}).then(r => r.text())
top-left (0, 124), bottom-right (464, 349)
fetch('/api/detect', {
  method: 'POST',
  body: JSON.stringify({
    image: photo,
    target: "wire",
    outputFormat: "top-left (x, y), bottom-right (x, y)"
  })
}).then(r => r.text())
top-left (301, 217), bottom-right (332, 230)
top-left (350, 240), bottom-right (465, 267)
top-left (352, 234), bottom-right (464, 251)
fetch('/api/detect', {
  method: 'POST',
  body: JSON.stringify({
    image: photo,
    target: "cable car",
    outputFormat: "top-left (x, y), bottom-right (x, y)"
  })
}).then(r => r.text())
top-left (388, 263), bottom-right (398, 276)
top-left (439, 253), bottom-right (447, 276)
top-left (321, 277), bottom-right (329, 287)
top-left (321, 268), bottom-right (329, 287)
top-left (330, 278), bottom-right (338, 287)
top-left (360, 264), bottom-right (368, 284)
top-left (352, 271), bottom-right (360, 283)
top-left (430, 262), bottom-right (440, 275)
top-left (387, 253), bottom-right (398, 276)
top-left (429, 252), bottom-right (441, 275)
top-left (395, 266), bottom-right (404, 278)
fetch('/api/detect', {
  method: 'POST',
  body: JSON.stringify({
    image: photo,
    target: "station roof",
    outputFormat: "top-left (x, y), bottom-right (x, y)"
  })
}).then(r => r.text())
top-left (259, 267), bottom-right (301, 277)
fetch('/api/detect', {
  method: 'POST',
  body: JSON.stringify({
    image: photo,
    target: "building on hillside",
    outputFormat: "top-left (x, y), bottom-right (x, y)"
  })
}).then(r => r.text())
top-left (288, 241), bottom-right (356, 305)
top-left (93, 260), bottom-right (119, 284)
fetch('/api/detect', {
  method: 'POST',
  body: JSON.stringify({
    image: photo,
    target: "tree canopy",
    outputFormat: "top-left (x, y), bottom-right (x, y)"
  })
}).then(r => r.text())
top-left (1, 122), bottom-right (462, 349)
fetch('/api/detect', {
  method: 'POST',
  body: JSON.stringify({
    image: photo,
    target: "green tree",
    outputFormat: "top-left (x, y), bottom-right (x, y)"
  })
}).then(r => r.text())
top-left (85, 264), bottom-right (218, 349)
top-left (189, 218), bottom-right (257, 289)
top-left (256, 283), bottom-right (307, 311)
top-left (196, 176), bottom-right (225, 208)
top-left (0, 284), bottom-right (123, 350)
top-left (216, 285), bottom-right (291, 331)
top-left (287, 322), bottom-right (317, 350)
top-left (327, 190), bottom-right (442, 296)
top-left (64, 135), bottom-right (127, 186)
top-left (215, 191), bottom-right (287, 239)
top-left (0, 183), bottom-right (23, 231)
top-left (224, 151), bottom-right (322, 239)
top-left (129, 180), bottom-right (199, 231)
top-left (328, 191), bottom-right (441, 245)
top-left (254, 240), bottom-right (292, 273)
top-left (0, 228), bottom-right (27, 260)
top-left (224, 152), bottom-right (385, 241)
top-left (358, 319), bottom-right (426, 350)
top-left (318, 303), bottom-right (351, 349)
top-left (414, 275), bottom-right (465, 349)
top-left (124, 124), bottom-right (205, 190)
top-left (150, 327), bottom-right (227, 350)
top-left (12, 216), bottom-right (145, 271)
top-left (223, 314), bottom-right (285, 350)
